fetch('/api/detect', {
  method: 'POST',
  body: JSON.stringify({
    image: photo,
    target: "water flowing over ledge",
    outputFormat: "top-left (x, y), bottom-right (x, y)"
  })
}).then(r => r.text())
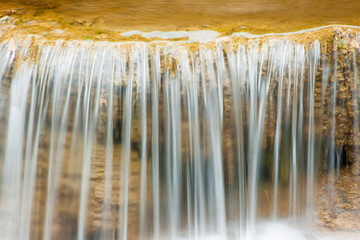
top-left (0, 26), bottom-right (360, 240)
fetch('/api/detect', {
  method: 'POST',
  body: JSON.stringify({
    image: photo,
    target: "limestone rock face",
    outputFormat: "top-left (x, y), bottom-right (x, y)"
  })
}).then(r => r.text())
top-left (0, 25), bottom-right (360, 239)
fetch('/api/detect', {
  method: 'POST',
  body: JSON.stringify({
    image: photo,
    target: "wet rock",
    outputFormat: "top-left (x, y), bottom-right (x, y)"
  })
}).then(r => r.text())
top-left (74, 15), bottom-right (103, 27)
top-left (325, 146), bottom-right (349, 170)
top-left (75, 18), bottom-right (92, 27)
top-left (53, 29), bottom-right (64, 35)
top-left (0, 16), bottom-right (10, 24)
top-left (23, 20), bottom-right (40, 25)
top-left (121, 30), bottom-right (143, 37)
top-left (3, 8), bottom-right (26, 16)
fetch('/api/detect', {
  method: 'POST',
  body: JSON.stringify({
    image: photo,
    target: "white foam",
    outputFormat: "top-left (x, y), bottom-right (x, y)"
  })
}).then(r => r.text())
top-left (173, 221), bottom-right (360, 240)
top-left (121, 30), bottom-right (220, 42)
top-left (316, 231), bottom-right (360, 240)
top-left (117, 25), bottom-right (360, 44)
top-left (121, 30), bottom-right (143, 37)
top-left (142, 31), bottom-right (189, 39)
top-left (254, 222), bottom-right (309, 240)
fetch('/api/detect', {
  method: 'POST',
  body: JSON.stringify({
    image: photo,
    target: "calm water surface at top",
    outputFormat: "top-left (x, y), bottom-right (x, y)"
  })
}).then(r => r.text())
top-left (1, 0), bottom-right (360, 34)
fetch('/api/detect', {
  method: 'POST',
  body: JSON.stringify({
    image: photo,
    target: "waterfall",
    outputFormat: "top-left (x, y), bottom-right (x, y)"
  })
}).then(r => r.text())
top-left (0, 28), bottom-right (359, 240)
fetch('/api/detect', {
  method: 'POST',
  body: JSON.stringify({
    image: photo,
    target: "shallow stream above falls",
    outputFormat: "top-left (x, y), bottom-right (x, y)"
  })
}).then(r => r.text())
top-left (1, 7), bottom-right (360, 240)
top-left (2, 0), bottom-right (360, 34)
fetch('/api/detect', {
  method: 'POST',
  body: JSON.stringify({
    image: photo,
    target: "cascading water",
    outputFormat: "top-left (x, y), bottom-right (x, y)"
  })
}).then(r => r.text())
top-left (0, 27), bottom-right (360, 240)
